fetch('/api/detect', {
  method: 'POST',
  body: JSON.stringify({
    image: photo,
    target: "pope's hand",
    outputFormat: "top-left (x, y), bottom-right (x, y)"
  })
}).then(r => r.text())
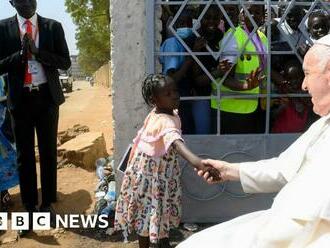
top-left (197, 159), bottom-right (240, 184)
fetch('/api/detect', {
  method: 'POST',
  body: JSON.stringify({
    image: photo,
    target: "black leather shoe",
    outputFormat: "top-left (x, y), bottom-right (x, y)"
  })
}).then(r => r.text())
top-left (17, 228), bottom-right (31, 238)
top-left (39, 205), bottom-right (56, 228)
top-left (17, 207), bottom-right (37, 238)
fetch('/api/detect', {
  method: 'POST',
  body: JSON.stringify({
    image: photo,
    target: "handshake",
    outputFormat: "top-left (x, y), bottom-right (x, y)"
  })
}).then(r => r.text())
top-left (195, 159), bottom-right (240, 184)
top-left (21, 33), bottom-right (38, 63)
top-left (173, 140), bottom-right (240, 184)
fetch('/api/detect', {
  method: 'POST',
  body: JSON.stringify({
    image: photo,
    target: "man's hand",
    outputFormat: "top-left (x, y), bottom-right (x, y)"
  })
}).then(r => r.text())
top-left (21, 33), bottom-right (30, 62)
top-left (196, 159), bottom-right (240, 184)
top-left (244, 67), bottom-right (265, 90)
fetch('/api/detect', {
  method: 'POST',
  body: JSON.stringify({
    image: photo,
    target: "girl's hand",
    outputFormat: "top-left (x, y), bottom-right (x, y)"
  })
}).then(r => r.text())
top-left (173, 140), bottom-right (221, 181)
top-left (194, 163), bottom-right (222, 182)
top-left (204, 166), bottom-right (222, 181)
top-left (196, 159), bottom-right (240, 184)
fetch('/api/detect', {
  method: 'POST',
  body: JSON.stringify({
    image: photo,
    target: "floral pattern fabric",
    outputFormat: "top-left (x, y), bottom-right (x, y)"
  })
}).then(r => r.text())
top-left (115, 135), bottom-right (182, 242)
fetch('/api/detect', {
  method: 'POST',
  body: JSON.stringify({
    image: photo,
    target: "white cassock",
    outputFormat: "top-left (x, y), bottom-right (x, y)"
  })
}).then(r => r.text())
top-left (177, 114), bottom-right (330, 248)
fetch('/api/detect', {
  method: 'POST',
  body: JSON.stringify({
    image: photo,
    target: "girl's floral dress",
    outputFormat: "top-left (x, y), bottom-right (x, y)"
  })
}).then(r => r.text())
top-left (115, 109), bottom-right (183, 243)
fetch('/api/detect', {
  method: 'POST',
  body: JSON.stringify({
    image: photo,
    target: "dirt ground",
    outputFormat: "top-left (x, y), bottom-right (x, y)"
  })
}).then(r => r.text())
top-left (58, 80), bottom-right (113, 154)
top-left (0, 81), bottom-right (197, 247)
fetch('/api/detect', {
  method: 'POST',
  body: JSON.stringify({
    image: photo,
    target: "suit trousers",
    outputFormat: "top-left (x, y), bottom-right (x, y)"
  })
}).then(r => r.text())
top-left (10, 84), bottom-right (59, 208)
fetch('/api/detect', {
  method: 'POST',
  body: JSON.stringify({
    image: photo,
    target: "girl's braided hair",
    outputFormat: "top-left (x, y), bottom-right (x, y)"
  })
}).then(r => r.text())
top-left (142, 74), bottom-right (167, 106)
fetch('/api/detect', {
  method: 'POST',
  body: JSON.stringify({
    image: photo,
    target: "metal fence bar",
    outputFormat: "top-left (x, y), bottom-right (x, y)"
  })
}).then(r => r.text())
top-left (153, 0), bottom-right (327, 135)
top-left (146, 0), bottom-right (155, 74)
top-left (155, 0), bottom-right (328, 6)
top-left (265, 0), bottom-right (271, 135)
top-left (179, 93), bottom-right (311, 101)
top-left (156, 51), bottom-right (297, 55)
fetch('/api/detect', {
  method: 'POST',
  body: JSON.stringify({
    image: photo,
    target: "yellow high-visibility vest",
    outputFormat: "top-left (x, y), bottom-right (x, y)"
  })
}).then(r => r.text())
top-left (211, 26), bottom-right (268, 114)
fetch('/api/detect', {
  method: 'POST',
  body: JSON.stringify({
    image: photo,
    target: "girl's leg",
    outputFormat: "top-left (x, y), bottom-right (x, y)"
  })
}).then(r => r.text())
top-left (138, 235), bottom-right (150, 248)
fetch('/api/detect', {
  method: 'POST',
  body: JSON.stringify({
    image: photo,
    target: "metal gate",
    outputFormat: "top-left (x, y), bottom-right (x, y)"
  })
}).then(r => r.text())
top-left (147, 0), bottom-right (330, 222)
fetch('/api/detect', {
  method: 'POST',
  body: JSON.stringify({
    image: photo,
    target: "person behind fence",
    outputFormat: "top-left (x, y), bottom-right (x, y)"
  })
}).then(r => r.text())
top-left (298, 9), bottom-right (330, 56)
top-left (271, 58), bottom-right (313, 133)
top-left (307, 10), bottom-right (330, 42)
top-left (114, 74), bottom-right (220, 248)
top-left (190, 5), bottom-right (224, 134)
top-left (159, 9), bottom-right (195, 134)
top-left (177, 34), bottom-right (330, 248)
top-left (222, 3), bottom-right (240, 32)
top-left (211, 3), bottom-right (267, 134)
top-left (277, 5), bottom-right (307, 56)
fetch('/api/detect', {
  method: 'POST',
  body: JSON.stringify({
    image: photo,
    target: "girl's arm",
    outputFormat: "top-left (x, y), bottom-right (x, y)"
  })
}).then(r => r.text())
top-left (173, 140), bottom-right (221, 180)
top-left (173, 140), bottom-right (203, 169)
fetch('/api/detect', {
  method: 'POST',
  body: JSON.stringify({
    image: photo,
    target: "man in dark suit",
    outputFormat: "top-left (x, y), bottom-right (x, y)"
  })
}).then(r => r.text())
top-left (0, 0), bottom-right (71, 236)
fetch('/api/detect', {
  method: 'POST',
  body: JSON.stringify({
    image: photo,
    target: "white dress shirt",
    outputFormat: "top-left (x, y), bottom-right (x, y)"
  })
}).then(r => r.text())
top-left (17, 13), bottom-right (47, 86)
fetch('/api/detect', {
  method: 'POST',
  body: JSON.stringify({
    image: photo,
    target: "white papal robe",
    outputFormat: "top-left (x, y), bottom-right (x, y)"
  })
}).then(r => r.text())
top-left (177, 114), bottom-right (330, 248)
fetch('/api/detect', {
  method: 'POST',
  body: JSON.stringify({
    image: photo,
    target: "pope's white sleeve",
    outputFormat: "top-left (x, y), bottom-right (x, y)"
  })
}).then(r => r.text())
top-left (239, 158), bottom-right (288, 193)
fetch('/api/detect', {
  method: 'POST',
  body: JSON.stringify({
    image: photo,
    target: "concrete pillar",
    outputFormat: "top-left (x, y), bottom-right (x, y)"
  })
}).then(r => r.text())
top-left (110, 0), bottom-right (149, 170)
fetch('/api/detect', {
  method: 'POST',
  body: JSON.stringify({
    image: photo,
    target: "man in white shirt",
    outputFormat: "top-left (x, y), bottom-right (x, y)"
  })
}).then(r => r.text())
top-left (177, 35), bottom-right (330, 247)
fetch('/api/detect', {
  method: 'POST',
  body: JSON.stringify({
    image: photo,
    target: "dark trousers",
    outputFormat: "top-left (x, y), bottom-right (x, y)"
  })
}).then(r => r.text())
top-left (211, 105), bottom-right (265, 134)
top-left (179, 100), bottom-right (194, 135)
top-left (10, 84), bottom-right (59, 209)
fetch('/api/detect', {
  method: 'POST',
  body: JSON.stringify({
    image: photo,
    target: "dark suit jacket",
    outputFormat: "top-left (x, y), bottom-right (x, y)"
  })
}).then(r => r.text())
top-left (0, 14), bottom-right (71, 109)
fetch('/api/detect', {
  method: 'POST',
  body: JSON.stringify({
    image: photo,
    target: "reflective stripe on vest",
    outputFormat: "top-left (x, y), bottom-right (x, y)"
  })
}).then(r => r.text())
top-left (211, 26), bottom-right (268, 114)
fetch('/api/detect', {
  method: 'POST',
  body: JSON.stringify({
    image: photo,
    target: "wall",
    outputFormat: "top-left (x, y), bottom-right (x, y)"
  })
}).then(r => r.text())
top-left (94, 62), bottom-right (111, 88)
top-left (110, 0), bottom-right (149, 168)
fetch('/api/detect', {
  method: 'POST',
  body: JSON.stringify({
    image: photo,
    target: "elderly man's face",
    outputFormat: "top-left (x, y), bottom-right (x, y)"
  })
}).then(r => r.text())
top-left (302, 48), bottom-right (330, 116)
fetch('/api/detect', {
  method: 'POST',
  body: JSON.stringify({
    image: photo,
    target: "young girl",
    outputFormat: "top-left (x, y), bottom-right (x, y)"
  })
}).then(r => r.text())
top-left (271, 59), bottom-right (313, 133)
top-left (114, 74), bottom-right (219, 248)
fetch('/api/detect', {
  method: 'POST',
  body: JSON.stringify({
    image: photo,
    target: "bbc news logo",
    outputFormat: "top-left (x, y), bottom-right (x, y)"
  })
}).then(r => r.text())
top-left (0, 212), bottom-right (110, 230)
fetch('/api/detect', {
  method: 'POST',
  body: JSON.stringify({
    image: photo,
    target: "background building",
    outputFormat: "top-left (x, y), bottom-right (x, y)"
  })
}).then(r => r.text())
top-left (70, 55), bottom-right (85, 80)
